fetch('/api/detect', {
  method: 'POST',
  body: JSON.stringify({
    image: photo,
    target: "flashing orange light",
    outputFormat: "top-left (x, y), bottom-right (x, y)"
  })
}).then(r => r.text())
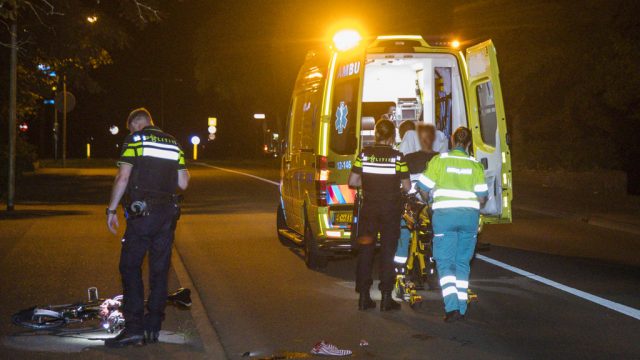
top-left (332, 29), bottom-right (362, 51)
top-left (451, 40), bottom-right (461, 49)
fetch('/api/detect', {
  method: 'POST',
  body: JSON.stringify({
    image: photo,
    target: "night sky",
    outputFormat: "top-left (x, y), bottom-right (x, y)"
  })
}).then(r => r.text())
top-left (79, 0), bottom-right (461, 159)
top-left (4, 0), bottom-right (640, 190)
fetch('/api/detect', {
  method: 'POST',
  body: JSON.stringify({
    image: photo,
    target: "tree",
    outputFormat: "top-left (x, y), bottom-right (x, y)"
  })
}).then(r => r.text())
top-left (0, 0), bottom-right (166, 208)
top-left (0, 0), bottom-right (163, 116)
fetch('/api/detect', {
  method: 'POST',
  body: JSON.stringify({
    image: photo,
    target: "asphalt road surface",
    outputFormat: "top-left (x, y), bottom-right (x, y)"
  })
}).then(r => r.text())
top-left (175, 163), bottom-right (640, 359)
top-left (2, 162), bottom-right (639, 359)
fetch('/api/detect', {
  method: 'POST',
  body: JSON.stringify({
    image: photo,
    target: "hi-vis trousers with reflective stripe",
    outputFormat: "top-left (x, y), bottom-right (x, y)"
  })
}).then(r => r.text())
top-left (394, 218), bottom-right (410, 264)
top-left (432, 208), bottom-right (479, 315)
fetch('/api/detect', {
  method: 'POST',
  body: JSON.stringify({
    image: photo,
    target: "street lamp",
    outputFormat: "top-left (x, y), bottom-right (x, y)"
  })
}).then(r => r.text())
top-left (191, 136), bottom-right (200, 160)
top-left (87, 15), bottom-right (98, 24)
top-left (254, 113), bottom-right (269, 153)
top-left (109, 125), bottom-right (119, 135)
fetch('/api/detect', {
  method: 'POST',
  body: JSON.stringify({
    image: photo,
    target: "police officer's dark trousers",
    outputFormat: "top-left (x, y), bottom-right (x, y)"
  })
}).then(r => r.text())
top-left (120, 204), bottom-right (178, 335)
top-left (356, 200), bottom-right (401, 293)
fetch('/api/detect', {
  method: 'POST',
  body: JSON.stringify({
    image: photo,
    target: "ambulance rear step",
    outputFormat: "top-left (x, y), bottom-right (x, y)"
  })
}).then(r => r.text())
top-left (278, 229), bottom-right (303, 244)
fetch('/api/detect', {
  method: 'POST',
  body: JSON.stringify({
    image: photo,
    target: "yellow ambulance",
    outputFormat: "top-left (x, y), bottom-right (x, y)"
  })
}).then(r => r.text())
top-left (277, 30), bottom-right (512, 269)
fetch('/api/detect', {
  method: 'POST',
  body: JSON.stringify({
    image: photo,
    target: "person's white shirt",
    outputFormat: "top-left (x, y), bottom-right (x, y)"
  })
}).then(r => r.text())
top-left (433, 130), bottom-right (449, 153)
top-left (398, 130), bottom-right (421, 155)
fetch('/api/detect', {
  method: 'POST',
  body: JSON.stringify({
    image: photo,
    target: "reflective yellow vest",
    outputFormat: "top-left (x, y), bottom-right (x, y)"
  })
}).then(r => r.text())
top-left (417, 148), bottom-right (488, 210)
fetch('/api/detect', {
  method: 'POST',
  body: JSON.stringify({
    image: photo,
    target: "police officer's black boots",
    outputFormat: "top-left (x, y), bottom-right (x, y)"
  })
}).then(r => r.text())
top-left (380, 291), bottom-right (401, 311)
top-left (104, 330), bottom-right (145, 348)
top-left (145, 330), bottom-right (160, 344)
top-left (358, 291), bottom-right (376, 311)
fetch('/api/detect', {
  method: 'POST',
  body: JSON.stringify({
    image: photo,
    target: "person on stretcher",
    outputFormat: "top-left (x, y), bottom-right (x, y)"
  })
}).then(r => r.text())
top-left (394, 124), bottom-right (439, 268)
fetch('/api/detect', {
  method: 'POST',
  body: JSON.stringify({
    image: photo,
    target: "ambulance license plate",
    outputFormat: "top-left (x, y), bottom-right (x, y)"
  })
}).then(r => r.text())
top-left (333, 212), bottom-right (353, 224)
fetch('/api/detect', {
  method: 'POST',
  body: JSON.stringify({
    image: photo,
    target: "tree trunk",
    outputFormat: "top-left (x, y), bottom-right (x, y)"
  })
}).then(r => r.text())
top-left (7, 18), bottom-right (17, 211)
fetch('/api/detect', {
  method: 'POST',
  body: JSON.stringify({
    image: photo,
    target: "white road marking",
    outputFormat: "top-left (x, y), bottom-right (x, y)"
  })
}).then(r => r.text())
top-left (476, 254), bottom-right (640, 320)
top-left (200, 164), bottom-right (640, 321)
top-left (195, 162), bottom-right (280, 186)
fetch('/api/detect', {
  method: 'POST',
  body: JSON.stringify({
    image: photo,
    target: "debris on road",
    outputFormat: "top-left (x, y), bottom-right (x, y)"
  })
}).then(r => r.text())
top-left (359, 339), bottom-right (369, 347)
top-left (311, 340), bottom-right (352, 356)
top-left (244, 351), bottom-right (311, 359)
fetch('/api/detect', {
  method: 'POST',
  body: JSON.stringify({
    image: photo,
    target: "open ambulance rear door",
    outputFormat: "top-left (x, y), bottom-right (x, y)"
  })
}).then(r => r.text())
top-left (465, 40), bottom-right (512, 224)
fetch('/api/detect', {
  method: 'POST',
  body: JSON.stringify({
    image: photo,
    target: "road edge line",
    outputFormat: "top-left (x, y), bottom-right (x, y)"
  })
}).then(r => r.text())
top-left (194, 162), bottom-right (280, 186)
top-left (476, 254), bottom-right (640, 320)
top-left (172, 246), bottom-right (228, 359)
top-left (197, 164), bottom-right (640, 322)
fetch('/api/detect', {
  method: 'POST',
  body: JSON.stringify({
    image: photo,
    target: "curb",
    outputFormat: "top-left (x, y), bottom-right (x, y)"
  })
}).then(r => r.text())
top-left (587, 216), bottom-right (640, 236)
top-left (172, 246), bottom-right (228, 359)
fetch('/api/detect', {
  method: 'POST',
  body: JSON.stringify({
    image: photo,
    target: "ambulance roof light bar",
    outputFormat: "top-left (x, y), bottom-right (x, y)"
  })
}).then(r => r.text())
top-left (332, 29), bottom-right (362, 51)
top-left (376, 35), bottom-right (424, 41)
top-left (375, 35), bottom-right (462, 49)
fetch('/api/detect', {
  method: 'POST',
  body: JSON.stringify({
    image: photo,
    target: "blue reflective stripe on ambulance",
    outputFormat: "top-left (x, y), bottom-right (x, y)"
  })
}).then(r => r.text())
top-left (332, 185), bottom-right (347, 204)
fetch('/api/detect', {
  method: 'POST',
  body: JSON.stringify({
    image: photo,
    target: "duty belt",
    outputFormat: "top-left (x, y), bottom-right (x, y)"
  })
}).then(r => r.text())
top-left (128, 191), bottom-right (182, 205)
top-left (144, 194), bottom-right (182, 205)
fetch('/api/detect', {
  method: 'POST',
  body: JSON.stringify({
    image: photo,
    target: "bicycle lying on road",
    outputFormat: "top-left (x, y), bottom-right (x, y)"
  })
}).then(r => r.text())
top-left (12, 287), bottom-right (191, 333)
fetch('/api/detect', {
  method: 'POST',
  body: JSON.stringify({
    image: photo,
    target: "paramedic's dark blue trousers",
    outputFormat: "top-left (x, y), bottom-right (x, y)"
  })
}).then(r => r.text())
top-left (120, 204), bottom-right (179, 334)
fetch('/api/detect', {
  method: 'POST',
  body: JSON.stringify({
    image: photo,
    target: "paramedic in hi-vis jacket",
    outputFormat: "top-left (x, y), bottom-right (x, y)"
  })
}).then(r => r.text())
top-left (417, 127), bottom-right (488, 323)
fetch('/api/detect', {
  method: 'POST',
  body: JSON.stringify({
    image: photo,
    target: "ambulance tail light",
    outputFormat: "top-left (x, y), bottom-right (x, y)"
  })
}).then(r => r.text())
top-left (315, 155), bottom-right (329, 206)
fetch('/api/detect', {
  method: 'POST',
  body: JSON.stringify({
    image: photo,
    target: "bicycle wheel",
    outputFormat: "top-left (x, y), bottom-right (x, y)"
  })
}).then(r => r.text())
top-left (12, 307), bottom-right (66, 330)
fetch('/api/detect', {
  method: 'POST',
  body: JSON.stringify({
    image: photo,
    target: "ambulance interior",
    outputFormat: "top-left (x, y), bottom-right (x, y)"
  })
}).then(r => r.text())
top-left (360, 54), bottom-right (467, 148)
top-left (360, 53), bottom-right (503, 216)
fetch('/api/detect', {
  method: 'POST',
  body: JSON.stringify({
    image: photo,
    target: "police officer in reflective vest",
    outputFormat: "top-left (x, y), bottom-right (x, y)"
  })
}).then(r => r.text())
top-left (417, 126), bottom-right (488, 322)
top-left (349, 119), bottom-right (411, 311)
top-left (105, 108), bottom-right (190, 347)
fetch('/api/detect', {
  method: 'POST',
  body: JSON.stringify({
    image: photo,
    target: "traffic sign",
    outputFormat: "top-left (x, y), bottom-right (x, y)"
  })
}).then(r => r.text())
top-left (55, 91), bottom-right (76, 113)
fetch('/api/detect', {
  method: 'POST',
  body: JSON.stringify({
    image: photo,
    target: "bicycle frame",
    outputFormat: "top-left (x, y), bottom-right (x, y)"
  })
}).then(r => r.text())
top-left (13, 288), bottom-right (191, 333)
